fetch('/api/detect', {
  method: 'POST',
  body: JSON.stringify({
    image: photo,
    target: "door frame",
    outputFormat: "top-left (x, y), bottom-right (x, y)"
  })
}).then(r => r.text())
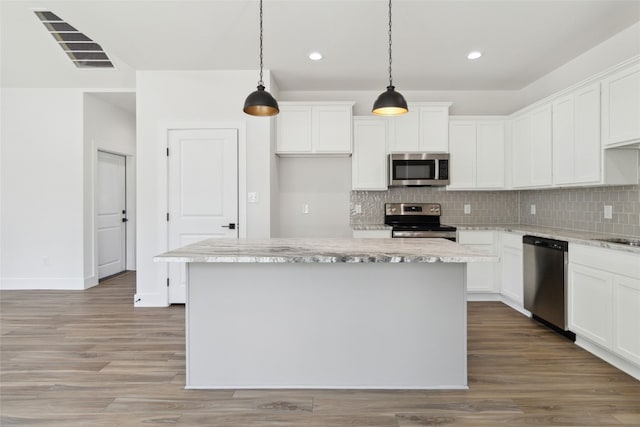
top-left (158, 122), bottom-right (247, 304)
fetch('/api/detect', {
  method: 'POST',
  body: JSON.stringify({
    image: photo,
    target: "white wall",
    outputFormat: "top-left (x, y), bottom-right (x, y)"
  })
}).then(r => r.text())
top-left (517, 22), bottom-right (640, 109)
top-left (1, 89), bottom-right (86, 289)
top-left (277, 157), bottom-right (352, 238)
top-left (83, 93), bottom-right (137, 288)
top-left (135, 70), bottom-right (276, 306)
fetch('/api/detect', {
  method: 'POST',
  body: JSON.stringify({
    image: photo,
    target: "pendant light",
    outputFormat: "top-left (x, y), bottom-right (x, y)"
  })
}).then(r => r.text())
top-left (372, 0), bottom-right (408, 116)
top-left (243, 0), bottom-right (279, 116)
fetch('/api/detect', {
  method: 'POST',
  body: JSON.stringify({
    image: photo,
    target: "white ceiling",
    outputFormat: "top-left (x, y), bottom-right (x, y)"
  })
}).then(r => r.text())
top-left (1, 0), bottom-right (639, 91)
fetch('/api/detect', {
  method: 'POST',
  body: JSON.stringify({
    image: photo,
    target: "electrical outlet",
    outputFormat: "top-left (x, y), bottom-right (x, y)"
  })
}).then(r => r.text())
top-left (247, 192), bottom-right (258, 203)
top-left (464, 204), bottom-right (471, 214)
top-left (302, 203), bottom-right (309, 214)
top-left (354, 204), bottom-right (362, 214)
top-left (604, 205), bottom-right (613, 219)
top-left (530, 204), bottom-right (536, 215)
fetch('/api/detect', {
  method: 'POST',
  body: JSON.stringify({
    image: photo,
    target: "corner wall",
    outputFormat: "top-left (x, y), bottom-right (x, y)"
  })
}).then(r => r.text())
top-left (135, 70), bottom-right (276, 306)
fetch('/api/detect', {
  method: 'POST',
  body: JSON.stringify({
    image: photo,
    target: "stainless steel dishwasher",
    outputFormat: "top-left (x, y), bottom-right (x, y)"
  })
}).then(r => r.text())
top-left (523, 236), bottom-right (574, 339)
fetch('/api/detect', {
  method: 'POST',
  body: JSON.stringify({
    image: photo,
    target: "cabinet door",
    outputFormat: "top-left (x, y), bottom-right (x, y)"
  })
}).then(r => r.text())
top-left (573, 83), bottom-right (601, 184)
top-left (530, 104), bottom-right (553, 187)
top-left (419, 106), bottom-right (449, 152)
top-left (613, 275), bottom-right (640, 365)
top-left (511, 115), bottom-right (531, 188)
top-left (352, 118), bottom-right (388, 190)
top-left (601, 63), bottom-right (640, 147)
top-left (459, 231), bottom-right (496, 293)
top-left (313, 105), bottom-right (352, 153)
top-left (500, 234), bottom-right (523, 305)
top-left (388, 109), bottom-right (419, 152)
top-left (569, 263), bottom-right (613, 348)
top-left (553, 94), bottom-right (575, 185)
top-left (448, 121), bottom-right (476, 188)
top-left (276, 106), bottom-right (312, 153)
top-left (476, 121), bottom-right (505, 188)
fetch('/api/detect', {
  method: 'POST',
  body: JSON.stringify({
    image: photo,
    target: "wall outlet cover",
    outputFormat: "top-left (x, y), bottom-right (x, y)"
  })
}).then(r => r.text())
top-left (604, 205), bottom-right (613, 219)
top-left (464, 204), bottom-right (471, 214)
top-left (530, 204), bottom-right (536, 215)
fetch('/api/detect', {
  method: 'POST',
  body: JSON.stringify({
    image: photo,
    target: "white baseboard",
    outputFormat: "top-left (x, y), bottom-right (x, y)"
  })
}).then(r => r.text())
top-left (0, 277), bottom-right (86, 290)
top-left (134, 292), bottom-right (169, 307)
top-left (575, 337), bottom-right (640, 381)
top-left (467, 292), bottom-right (501, 301)
top-left (500, 296), bottom-right (531, 317)
top-left (84, 275), bottom-right (99, 289)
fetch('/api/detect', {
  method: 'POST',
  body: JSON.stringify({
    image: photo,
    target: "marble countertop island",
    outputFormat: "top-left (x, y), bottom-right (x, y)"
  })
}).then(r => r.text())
top-left (154, 237), bottom-right (496, 264)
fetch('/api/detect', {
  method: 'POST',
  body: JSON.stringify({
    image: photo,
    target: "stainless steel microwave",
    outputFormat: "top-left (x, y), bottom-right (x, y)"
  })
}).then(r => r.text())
top-left (389, 153), bottom-right (450, 186)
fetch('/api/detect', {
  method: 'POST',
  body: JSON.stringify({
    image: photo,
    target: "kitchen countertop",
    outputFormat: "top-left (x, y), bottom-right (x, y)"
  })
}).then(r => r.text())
top-left (154, 237), bottom-right (497, 264)
top-left (457, 224), bottom-right (640, 254)
top-left (351, 224), bottom-right (640, 254)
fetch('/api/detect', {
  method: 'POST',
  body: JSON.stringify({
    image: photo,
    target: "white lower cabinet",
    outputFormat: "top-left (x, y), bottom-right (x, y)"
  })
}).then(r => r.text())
top-left (499, 232), bottom-right (524, 309)
top-left (458, 231), bottom-right (498, 294)
top-left (569, 243), bottom-right (640, 378)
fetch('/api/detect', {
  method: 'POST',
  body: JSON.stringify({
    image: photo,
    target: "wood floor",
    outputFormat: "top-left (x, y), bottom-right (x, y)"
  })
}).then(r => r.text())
top-left (1, 271), bottom-right (639, 426)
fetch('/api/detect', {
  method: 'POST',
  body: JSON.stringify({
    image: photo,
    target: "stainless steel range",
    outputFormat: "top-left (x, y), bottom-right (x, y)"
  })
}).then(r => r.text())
top-left (384, 203), bottom-right (457, 241)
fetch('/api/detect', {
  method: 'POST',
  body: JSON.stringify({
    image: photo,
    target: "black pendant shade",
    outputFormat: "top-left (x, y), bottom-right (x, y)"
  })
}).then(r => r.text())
top-left (372, 85), bottom-right (408, 116)
top-left (244, 0), bottom-right (279, 117)
top-left (243, 84), bottom-right (279, 116)
top-left (372, 0), bottom-right (408, 116)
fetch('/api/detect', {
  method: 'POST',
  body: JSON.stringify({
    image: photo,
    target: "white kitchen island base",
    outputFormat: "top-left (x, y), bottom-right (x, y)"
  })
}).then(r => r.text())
top-left (186, 262), bottom-right (467, 389)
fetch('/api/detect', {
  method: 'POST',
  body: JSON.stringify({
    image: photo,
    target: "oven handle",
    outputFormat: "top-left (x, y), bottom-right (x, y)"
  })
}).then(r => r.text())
top-left (392, 231), bottom-right (457, 239)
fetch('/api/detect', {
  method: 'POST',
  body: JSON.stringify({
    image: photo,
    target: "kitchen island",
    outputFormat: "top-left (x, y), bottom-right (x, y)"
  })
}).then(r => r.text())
top-left (154, 238), bottom-right (495, 390)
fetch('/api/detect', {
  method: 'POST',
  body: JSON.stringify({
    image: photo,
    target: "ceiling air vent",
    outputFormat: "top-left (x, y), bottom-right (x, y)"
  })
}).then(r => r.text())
top-left (34, 11), bottom-right (114, 69)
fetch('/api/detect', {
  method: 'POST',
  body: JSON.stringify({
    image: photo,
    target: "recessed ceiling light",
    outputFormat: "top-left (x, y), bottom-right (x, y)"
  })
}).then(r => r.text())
top-left (467, 51), bottom-right (482, 60)
top-left (308, 52), bottom-right (323, 61)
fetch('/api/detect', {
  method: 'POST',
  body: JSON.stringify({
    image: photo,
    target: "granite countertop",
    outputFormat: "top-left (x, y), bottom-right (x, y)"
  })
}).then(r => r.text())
top-left (352, 224), bottom-right (393, 231)
top-left (455, 224), bottom-right (640, 254)
top-left (154, 238), bottom-right (497, 264)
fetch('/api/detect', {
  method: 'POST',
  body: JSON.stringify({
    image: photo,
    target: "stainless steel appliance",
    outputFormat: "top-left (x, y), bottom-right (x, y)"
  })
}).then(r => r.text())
top-left (389, 153), bottom-right (449, 187)
top-left (384, 203), bottom-right (457, 240)
top-left (523, 235), bottom-right (574, 340)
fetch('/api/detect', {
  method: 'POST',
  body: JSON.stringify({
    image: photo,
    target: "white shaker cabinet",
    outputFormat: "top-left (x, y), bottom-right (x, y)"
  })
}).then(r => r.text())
top-left (388, 103), bottom-right (451, 153)
top-left (569, 243), bottom-right (640, 377)
top-left (352, 117), bottom-right (388, 190)
top-left (448, 118), bottom-right (505, 189)
top-left (553, 83), bottom-right (601, 186)
top-left (601, 62), bottom-right (640, 148)
top-left (458, 231), bottom-right (498, 294)
top-left (276, 102), bottom-right (353, 155)
top-left (499, 232), bottom-right (524, 310)
top-left (510, 104), bottom-right (552, 188)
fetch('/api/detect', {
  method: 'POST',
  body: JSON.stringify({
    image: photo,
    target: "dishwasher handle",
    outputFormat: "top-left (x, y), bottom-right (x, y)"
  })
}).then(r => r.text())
top-left (523, 235), bottom-right (568, 252)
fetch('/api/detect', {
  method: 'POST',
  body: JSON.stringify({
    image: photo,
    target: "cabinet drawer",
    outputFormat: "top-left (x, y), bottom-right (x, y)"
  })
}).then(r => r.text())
top-left (570, 243), bottom-right (640, 279)
top-left (501, 232), bottom-right (523, 248)
top-left (458, 231), bottom-right (494, 245)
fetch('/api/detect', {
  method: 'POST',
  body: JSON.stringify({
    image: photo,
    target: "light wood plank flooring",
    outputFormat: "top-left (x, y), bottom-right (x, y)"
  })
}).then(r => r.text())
top-left (1, 271), bottom-right (639, 426)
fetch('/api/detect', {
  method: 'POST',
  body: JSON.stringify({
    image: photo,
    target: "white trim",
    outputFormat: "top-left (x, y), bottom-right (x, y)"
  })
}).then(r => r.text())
top-left (1, 277), bottom-right (86, 290)
top-left (511, 55), bottom-right (640, 118)
top-left (134, 292), bottom-right (169, 307)
top-left (467, 292), bottom-right (501, 301)
top-left (575, 337), bottom-right (640, 381)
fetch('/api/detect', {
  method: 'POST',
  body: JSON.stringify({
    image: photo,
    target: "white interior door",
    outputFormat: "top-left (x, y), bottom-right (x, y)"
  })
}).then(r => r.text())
top-left (168, 128), bottom-right (238, 304)
top-left (97, 151), bottom-right (127, 279)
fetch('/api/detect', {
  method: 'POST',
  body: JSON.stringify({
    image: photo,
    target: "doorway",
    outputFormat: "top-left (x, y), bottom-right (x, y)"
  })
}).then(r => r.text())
top-left (167, 128), bottom-right (239, 303)
top-left (97, 151), bottom-right (127, 279)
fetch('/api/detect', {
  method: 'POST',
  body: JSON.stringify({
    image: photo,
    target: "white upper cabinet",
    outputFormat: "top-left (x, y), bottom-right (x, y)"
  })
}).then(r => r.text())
top-left (276, 102), bottom-right (353, 155)
top-left (601, 62), bottom-right (640, 148)
top-left (553, 83), bottom-right (601, 186)
top-left (510, 104), bottom-right (552, 188)
top-left (448, 118), bottom-right (505, 190)
top-left (388, 102), bottom-right (451, 153)
top-left (352, 117), bottom-right (388, 190)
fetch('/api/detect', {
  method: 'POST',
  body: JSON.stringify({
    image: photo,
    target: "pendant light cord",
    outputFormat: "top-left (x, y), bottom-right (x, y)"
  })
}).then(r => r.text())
top-left (258, 0), bottom-right (264, 86)
top-left (387, 0), bottom-right (393, 87)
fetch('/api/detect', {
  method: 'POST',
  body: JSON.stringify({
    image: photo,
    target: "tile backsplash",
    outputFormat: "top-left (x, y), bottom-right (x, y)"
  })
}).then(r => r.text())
top-left (351, 184), bottom-right (640, 237)
top-left (519, 185), bottom-right (640, 237)
top-left (351, 187), bottom-right (519, 226)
